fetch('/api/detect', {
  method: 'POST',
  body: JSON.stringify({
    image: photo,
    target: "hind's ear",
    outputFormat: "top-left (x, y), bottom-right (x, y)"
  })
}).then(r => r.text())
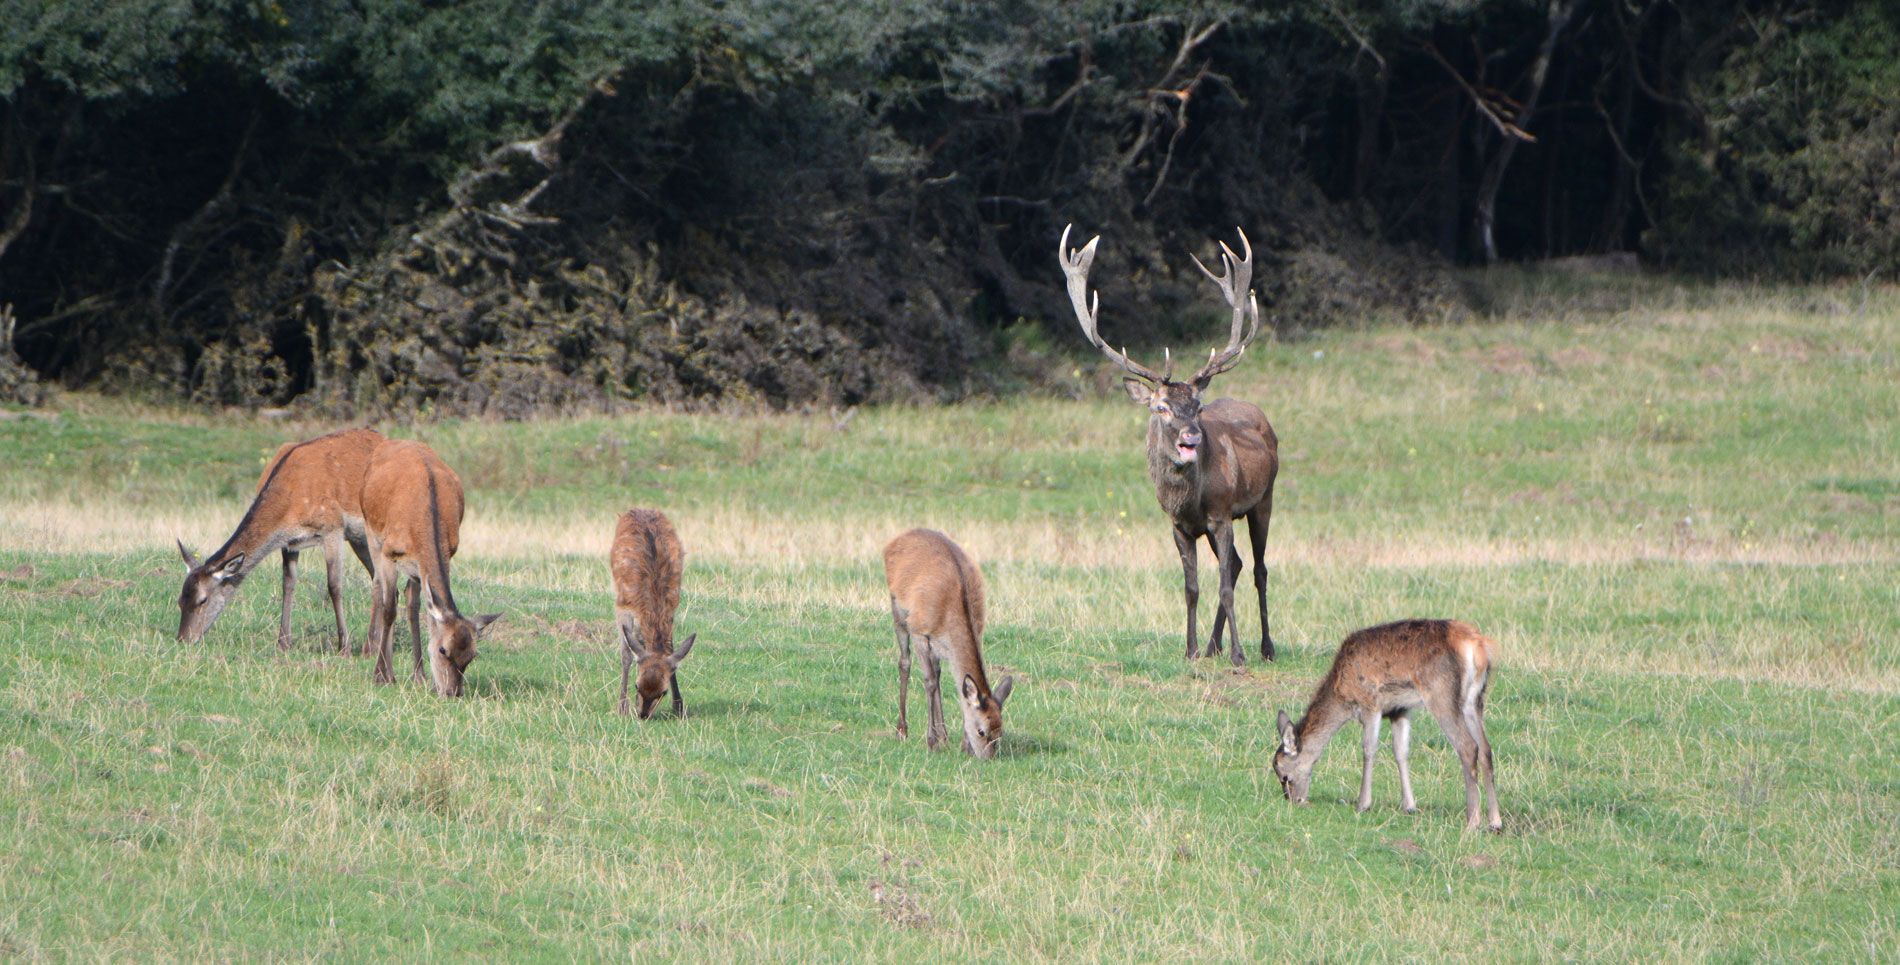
top-left (992, 675), bottom-right (1015, 708)
top-left (469, 613), bottom-right (501, 632)
top-left (213, 553), bottom-right (245, 581)
top-left (668, 633), bottom-right (696, 667)
top-left (177, 539), bottom-right (200, 570)
top-left (1277, 709), bottom-right (1298, 754)
top-left (960, 673), bottom-right (980, 703)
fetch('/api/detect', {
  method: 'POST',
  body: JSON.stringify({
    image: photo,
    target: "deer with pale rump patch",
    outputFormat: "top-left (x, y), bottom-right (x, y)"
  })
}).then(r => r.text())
top-left (883, 528), bottom-right (1015, 760)
top-left (177, 427), bottom-right (385, 652)
top-left (611, 508), bottom-right (696, 719)
top-left (1059, 225), bottom-right (1280, 664)
top-left (360, 439), bottom-right (498, 697)
top-left (1274, 619), bottom-right (1503, 831)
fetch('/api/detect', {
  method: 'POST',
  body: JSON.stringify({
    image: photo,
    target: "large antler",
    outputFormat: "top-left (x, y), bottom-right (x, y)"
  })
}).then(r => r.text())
top-left (1186, 227), bottom-right (1261, 386)
top-left (1059, 224), bottom-right (1168, 384)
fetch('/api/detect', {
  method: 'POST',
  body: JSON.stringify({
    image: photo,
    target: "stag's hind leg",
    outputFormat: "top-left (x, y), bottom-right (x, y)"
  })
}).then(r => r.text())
top-left (1246, 500), bottom-right (1274, 661)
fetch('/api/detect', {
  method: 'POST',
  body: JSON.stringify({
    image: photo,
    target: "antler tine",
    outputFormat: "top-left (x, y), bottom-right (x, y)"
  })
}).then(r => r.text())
top-left (1059, 224), bottom-right (1165, 384)
top-left (1190, 227), bottom-right (1260, 385)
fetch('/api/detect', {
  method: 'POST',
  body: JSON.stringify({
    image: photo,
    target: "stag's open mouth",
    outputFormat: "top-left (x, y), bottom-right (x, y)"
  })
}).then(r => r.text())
top-left (1176, 441), bottom-right (1199, 462)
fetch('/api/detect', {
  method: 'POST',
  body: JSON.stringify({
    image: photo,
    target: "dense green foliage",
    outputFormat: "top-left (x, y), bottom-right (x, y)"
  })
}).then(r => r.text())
top-left (2, 1), bottom-right (1892, 412)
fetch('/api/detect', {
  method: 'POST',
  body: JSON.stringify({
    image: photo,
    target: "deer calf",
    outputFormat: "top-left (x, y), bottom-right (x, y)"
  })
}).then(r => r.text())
top-left (177, 427), bottom-right (384, 652)
top-left (360, 439), bottom-right (498, 697)
top-left (882, 529), bottom-right (1015, 760)
top-left (1274, 619), bottom-right (1502, 831)
top-left (610, 508), bottom-right (696, 719)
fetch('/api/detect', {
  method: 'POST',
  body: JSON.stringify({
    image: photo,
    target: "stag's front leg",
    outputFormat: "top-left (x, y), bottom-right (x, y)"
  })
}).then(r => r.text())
top-left (671, 673), bottom-right (685, 719)
top-left (1173, 527), bottom-right (1200, 659)
top-left (1208, 522), bottom-right (1243, 665)
top-left (277, 548), bottom-right (299, 651)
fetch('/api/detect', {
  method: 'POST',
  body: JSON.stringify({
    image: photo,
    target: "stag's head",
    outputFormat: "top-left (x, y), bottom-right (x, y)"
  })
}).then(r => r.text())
top-left (1273, 709), bottom-right (1315, 804)
top-left (423, 585), bottom-right (498, 697)
top-left (1058, 224), bottom-right (1260, 467)
top-left (176, 540), bottom-right (245, 642)
top-left (957, 673), bottom-right (1014, 760)
top-left (625, 630), bottom-right (695, 719)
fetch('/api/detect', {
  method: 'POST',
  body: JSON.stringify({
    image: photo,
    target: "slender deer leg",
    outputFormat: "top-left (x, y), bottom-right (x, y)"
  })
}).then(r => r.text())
top-left (923, 647), bottom-right (948, 752)
top-left (1468, 692), bottom-right (1502, 831)
top-left (1209, 522), bottom-right (1243, 666)
top-left (1205, 535), bottom-right (1227, 658)
top-left (1247, 501), bottom-right (1274, 661)
top-left (1392, 712), bottom-right (1418, 813)
top-left (406, 577), bottom-right (425, 686)
top-left (1174, 527), bottom-right (1200, 659)
top-left (617, 616), bottom-right (637, 717)
top-left (277, 548), bottom-right (299, 651)
top-left (1427, 694), bottom-right (1485, 831)
top-left (323, 533), bottom-right (350, 655)
top-left (671, 673), bottom-right (685, 719)
top-left (892, 603), bottom-right (912, 739)
top-left (1358, 712), bottom-right (1382, 812)
top-left (369, 556), bottom-right (398, 685)
top-left (345, 537), bottom-right (374, 656)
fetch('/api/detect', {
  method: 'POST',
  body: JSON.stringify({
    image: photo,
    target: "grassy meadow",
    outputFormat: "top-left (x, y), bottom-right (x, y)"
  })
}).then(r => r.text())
top-left (2, 273), bottom-right (1897, 961)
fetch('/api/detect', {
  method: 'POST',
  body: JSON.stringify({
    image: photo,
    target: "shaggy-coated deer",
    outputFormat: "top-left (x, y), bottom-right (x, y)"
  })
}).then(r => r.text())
top-left (177, 427), bottom-right (385, 651)
top-left (883, 528), bottom-right (1015, 760)
top-left (610, 508), bottom-right (697, 719)
top-left (1059, 225), bottom-right (1279, 663)
top-left (360, 439), bottom-right (498, 697)
top-left (1274, 619), bottom-right (1502, 831)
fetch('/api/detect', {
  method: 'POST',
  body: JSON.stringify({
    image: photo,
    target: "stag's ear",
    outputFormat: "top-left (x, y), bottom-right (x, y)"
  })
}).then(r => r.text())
top-left (213, 553), bottom-right (246, 581)
top-left (1277, 709), bottom-right (1298, 754)
top-left (668, 633), bottom-right (696, 668)
top-left (1123, 378), bottom-right (1159, 407)
top-left (992, 675), bottom-right (1015, 708)
top-left (177, 539), bottom-right (200, 570)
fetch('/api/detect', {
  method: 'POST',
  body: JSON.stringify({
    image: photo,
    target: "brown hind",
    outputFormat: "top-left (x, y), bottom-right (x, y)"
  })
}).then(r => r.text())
top-left (176, 427), bottom-right (384, 652)
top-left (1274, 619), bottom-right (1502, 831)
top-left (360, 439), bottom-right (498, 697)
top-left (882, 528), bottom-right (1015, 760)
top-left (610, 508), bottom-right (696, 719)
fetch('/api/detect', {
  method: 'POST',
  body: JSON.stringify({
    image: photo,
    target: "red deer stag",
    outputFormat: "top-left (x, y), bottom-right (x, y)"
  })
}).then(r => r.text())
top-left (610, 508), bottom-right (697, 719)
top-left (1274, 619), bottom-right (1502, 831)
top-left (883, 528), bottom-right (1015, 760)
top-left (360, 439), bottom-right (498, 697)
top-left (1059, 225), bottom-right (1279, 664)
top-left (177, 427), bottom-right (385, 651)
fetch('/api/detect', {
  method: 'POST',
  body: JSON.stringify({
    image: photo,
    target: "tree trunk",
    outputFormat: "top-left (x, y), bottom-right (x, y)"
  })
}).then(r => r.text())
top-left (1474, 0), bottom-right (1576, 264)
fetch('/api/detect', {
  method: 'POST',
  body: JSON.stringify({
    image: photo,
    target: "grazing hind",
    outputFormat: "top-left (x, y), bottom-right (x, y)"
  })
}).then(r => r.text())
top-left (611, 508), bottom-right (696, 719)
top-left (882, 528), bottom-right (1015, 760)
top-left (176, 427), bottom-right (384, 652)
top-left (1274, 619), bottom-right (1502, 831)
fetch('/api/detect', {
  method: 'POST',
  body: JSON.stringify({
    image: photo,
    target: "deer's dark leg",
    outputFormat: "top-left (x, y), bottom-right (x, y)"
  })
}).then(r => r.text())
top-left (1247, 500), bottom-right (1275, 661)
top-left (617, 616), bottom-right (637, 717)
top-left (277, 548), bottom-right (299, 651)
top-left (923, 646), bottom-right (948, 751)
top-left (1174, 527), bottom-right (1200, 659)
top-left (406, 577), bottom-right (425, 686)
top-left (671, 671), bottom-right (685, 719)
top-left (1209, 521), bottom-right (1243, 665)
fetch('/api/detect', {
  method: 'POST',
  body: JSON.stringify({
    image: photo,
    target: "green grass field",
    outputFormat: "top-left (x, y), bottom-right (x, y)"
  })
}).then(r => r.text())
top-left (3, 274), bottom-right (1897, 961)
